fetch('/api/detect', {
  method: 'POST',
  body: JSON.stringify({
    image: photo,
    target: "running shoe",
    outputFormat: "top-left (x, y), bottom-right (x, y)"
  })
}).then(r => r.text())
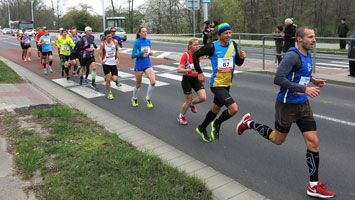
top-left (177, 114), bottom-right (188, 125)
top-left (236, 113), bottom-right (253, 135)
top-left (107, 92), bottom-right (114, 100)
top-left (195, 126), bottom-right (210, 143)
top-left (190, 105), bottom-right (198, 113)
top-left (43, 68), bottom-right (47, 75)
top-left (90, 83), bottom-right (98, 90)
top-left (131, 98), bottom-right (139, 107)
top-left (210, 121), bottom-right (221, 141)
top-left (66, 76), bottom-right (70, 80)
top-left (48, 66), bottom-right (53, 73)
top-left (27, 57), bottom-right (31, 61)
top-left (144, 98), bottom-right (154, 109)
top-left (83, 79), bottom-right (89, 85)
top-left (307, 182), bottom-right (335, 199)
top-left (115, 81), bottom-right (122, 87)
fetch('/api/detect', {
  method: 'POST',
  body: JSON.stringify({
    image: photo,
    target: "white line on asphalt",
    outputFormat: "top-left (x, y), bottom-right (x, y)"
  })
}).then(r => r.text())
top-left (157, 73), bottom-right (182, 81)
top-left (130, 77), bottom-right (169, 87)
top-left (120, 48), bottom-right (132, 53)
top-left (316, 66), bottom-right (343, 70)
top-left (99, 81), bottom-right (135, 92)
top-left (331, 61), bottom-right (349, 65)
top-left (156, 52), bottom-right (172, 58)
top-left (317, 62), bottom-right (348, 68)
top-left (154, 65), bottom-right (177, 71)
top-left (52, 78), bottom-right (79, 87)
top-left (69, 86), bottom-right (105, 99)
top-left (314, 114), bottom-right (355, 127)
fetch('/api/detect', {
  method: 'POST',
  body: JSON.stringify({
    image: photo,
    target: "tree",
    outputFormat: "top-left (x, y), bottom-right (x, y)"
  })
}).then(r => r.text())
top-left (61, 4), bottom-right (102, 32)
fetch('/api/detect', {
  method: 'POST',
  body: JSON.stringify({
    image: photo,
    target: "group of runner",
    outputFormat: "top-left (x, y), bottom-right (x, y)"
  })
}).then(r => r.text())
top-left (17, 22), bottom-right (335, 198)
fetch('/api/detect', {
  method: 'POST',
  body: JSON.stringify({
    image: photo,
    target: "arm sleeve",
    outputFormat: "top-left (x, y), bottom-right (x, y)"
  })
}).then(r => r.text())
top-left (192, 43), bottom-right (214, 73)
top-left (274, 51), bottom-right (306, 93)
top-left (233, 41), bottom-right (245, 66)
top-left (131, 40), bottom-right (144, 59)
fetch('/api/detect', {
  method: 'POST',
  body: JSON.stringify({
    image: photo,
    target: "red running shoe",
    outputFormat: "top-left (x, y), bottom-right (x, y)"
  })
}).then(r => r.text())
top-left (236, 113), bottom-right (253, 135)
top-left (190, 105), bottom-right (198, 113)
top-left (307, 182), bottom-right (335, 198)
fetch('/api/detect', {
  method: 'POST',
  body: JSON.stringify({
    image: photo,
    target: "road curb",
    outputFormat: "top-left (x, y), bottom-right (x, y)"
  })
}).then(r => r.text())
top-left (0, 56), bottom-right (267, 200)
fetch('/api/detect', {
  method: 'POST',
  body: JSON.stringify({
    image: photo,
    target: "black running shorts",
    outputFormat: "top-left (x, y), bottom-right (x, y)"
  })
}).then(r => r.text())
top-left (103, 64), bottom-right (118, 76)
top-left (181, 76), bottom-right (204, 95)
top-left (60, 55), bottom-right (70, 62)
top-left (274, 100), bottom-right (317, 134)
top-left (210, 87), bottom-right (235, 107)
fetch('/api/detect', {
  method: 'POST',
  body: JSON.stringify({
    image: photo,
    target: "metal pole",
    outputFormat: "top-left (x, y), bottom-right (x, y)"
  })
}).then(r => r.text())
top-left (31, 0), bottom-right (34, 23)
top-left (7, 1), bottom-right (11, 28)
top-left (192, 0), bottom-right (195, 37)
top-left (262, 36), bottom-right (265, 70)
top-left (203, 3), bottom-right (208, 22)
top-left (102, 0), bottom-right (106, 31)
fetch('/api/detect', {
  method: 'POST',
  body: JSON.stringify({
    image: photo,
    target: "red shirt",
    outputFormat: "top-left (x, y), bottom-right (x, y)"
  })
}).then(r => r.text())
top-left (36, 32), bottom-right (44, 42)
top-left (179, 51), bottom-right (198, 77)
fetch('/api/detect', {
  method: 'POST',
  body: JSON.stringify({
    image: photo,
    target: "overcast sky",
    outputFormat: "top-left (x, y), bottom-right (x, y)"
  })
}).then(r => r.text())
top-left (44, 0), bottom-right (145, 15)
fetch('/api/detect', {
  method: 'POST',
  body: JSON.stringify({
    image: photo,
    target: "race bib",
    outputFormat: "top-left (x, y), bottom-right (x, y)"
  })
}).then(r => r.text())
top-left (299, 76), bottom-right (310, 86)
top-left (185, 63), bottom-right (194, 70)
top-left (217, 57), bottom-right (233, 72)
top-left (61, 46), bottom-right (69, 51)
top-left (107, 52), bottom-right (115, 58)
top-left (24, 40), bottom-right (31, 44)
top-left (141, 46), bottom-right (151, 53)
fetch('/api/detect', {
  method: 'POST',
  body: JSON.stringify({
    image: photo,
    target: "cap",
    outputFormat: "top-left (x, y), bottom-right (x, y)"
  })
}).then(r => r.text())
top-left (85, 26), bottom-right (92, 32)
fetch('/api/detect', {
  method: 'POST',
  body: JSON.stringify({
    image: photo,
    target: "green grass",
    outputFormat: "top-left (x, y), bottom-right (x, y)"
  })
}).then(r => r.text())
top-left (9, 105), bottom-right (212, 200)
top-left (0, 60), bottom-right (23, 83)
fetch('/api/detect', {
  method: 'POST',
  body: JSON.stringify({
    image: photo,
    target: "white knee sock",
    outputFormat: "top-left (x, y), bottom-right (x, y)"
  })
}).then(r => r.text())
top-left (146, 84), bottom-right (155, 100)
top-left (133, 87), bottom-right (140, 99)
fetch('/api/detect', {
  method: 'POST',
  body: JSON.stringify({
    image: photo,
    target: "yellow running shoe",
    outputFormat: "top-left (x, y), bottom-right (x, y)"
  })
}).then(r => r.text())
top-left (131, 98), bottom-right (139, 107)
top-left (144, 98), bottom-right (154, 109)
top-left (107, 92), bottom-right (114, 100)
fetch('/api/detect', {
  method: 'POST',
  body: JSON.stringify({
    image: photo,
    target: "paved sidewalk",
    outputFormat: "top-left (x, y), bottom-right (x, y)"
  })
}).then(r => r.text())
top-left (164, 53), bottom-right (355, 87)
top-left (0, 57), bottom-right (268, 200)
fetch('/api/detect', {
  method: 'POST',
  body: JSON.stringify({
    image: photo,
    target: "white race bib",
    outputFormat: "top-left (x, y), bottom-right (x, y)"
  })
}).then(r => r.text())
top-left (61, 45), bottom-right (69, 51)
top-left (217, 57), bottom-right (233, 72)
top-left (141, 46), bottom-right (151, 54)
top-left (299, 76), bottom-right (310, 86)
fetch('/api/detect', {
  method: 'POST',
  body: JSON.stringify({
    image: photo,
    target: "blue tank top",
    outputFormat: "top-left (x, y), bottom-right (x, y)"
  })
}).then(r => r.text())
top-left (41, 35), bottom-right (52, 52)
top-left (209, 40), bottom-right (237, 87)
top-left (71, 35), bottom-right (79, 53)
top-left (276, 47), bottom-right (313, 104)
top-left (133, 38), bottom-right (152, 68)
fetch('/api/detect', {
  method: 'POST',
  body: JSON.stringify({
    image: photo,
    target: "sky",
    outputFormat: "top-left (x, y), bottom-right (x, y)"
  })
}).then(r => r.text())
top-left (44, 0), bottom-right (145, 15)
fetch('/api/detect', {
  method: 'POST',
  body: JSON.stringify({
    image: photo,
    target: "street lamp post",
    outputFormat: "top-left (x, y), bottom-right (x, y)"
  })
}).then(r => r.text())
top-left (102, 0), bottom-right (106, 32)
top-left (31, 0), bottom-right (34, 23)
top-left (7, 1), bottom-right (11, 28)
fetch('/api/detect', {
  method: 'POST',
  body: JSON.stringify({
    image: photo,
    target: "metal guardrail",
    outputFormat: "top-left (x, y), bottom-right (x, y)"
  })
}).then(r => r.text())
top-left (260, 35), bottom-right (355, 73)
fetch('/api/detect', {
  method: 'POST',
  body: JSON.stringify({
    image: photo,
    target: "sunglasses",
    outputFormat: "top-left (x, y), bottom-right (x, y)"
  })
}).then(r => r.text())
top-left (111, 30), bottom-right (116, 32)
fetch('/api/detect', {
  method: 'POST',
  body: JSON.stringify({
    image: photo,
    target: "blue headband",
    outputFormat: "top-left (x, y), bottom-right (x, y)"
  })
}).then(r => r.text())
top-left (217, 23), bottom-right (232, 35)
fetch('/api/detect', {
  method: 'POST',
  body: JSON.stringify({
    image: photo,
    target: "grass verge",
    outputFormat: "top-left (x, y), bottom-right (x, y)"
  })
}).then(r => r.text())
top-left (1, 105), bottom-right (212, 200)
top-left (0, 60), bottom-right (23, 83)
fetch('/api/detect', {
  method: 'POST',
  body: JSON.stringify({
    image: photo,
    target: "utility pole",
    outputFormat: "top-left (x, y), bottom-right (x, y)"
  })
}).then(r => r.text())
top-left (31, 0), bottom-right (34, 23)
top-left (102, 0), bottom-right (106, 31)
top-left (7, 1), bottom-right (11, 28)
top-left (192, 0), bottom-right (195, 37)
top-left (202, 0), bottom-right (210, 22)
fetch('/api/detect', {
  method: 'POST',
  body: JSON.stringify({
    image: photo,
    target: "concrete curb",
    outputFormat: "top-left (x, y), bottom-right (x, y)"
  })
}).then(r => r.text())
top-left (0, 57), bottom-right (267, 200)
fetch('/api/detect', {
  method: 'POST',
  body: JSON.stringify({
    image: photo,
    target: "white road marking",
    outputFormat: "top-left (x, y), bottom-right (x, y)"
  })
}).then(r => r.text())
top-left (130, 77), bottom-right (169, 87)
top-left (330, 61), bottom-right (349, 65)
top-left (69, 86), bottom-right (105, 99)
top-left (156, 52), bottom-right (172, 58)
top-left (316, 62), bottom-right (348, 68)
top-left (314, 114), bottom-right (355, 127)
top-left (52, 78), bottom-right (79, 87)
top-left (157, 73), bottom-right (182, 81)
top-left (100, 81), bottom-right (135, 92)
top-left (154, 65), bottom-right (177, 71)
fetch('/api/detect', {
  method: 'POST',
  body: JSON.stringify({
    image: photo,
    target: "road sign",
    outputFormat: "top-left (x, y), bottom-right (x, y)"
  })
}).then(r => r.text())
top-left (186, 0), bottom-right (200, 10)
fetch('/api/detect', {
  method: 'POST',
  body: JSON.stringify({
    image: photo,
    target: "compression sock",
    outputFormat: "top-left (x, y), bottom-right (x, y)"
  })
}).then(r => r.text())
top-left (249, 121), bottom-right (273, 139)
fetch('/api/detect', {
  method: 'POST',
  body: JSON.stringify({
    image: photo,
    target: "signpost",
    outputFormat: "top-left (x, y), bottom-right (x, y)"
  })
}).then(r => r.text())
top-left (202, 0), bottom-right (210, 22)
top-left (186, 0), bottom-right (199, 37)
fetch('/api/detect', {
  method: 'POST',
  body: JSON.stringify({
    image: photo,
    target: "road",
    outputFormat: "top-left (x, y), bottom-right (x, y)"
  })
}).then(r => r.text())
top-left (1, 33), bottom-right (355, 200)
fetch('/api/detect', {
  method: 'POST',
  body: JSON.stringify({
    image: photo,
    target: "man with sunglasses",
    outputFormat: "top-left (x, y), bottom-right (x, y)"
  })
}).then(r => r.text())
top-left (110, 27), bottom-right (123, 48)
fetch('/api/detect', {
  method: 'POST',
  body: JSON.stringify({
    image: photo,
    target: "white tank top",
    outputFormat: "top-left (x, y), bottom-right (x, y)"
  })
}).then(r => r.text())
top-left (104, 41), bottom-right (117, 65)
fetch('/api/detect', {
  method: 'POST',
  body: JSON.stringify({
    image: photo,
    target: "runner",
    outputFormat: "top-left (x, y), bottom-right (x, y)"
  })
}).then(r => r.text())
top-left (35, 27), bottom-right (44, 58)
top-left (55, 30), bottom-right (75, 80)
top-left (192, 23), bottom-right (246, 142)
top-left (38, 29), bottom-right (53, 75)
top-left (55, 28), bottom-right (64, 76)
top-left (18, 31), bottom-right (32, 61)
top-left (79, 26), bottom-right (98, 89)
top-left (98, 30), bottom-right (120, 100)
top-left (177, 38), bottom-right (206, 125)
top-left (130, 27), bottom-right (156, 109)
top-left (69, 26), bottom-right (81, 77)
top-left (110, 27), bottom-right (123, 48)
top-left (236, 27), bottom-right (335, 199)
